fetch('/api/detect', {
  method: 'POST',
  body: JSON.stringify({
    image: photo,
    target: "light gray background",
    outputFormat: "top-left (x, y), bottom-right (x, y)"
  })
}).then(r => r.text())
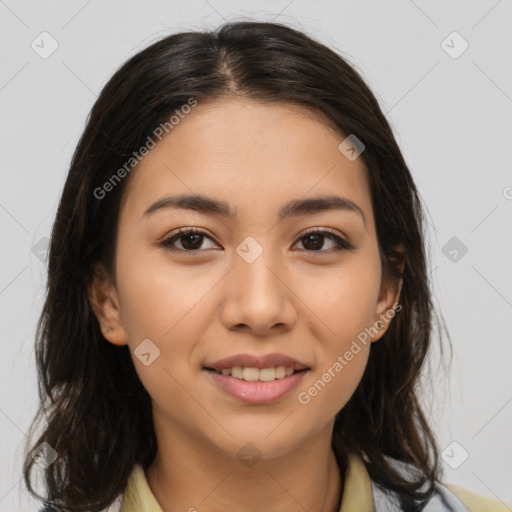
top-left (1, 0), bottom-right (511, 510)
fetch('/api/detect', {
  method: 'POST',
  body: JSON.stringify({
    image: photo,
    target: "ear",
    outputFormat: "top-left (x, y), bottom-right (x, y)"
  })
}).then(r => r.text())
top-left (87, 264), bottom-right (128, 346)
top-left (371, 244), bottom-right (405, 343)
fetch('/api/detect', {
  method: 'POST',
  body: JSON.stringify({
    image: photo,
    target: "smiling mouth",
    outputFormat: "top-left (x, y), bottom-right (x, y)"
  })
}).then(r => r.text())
top-left (203, 365), bottom-right (310, 405)
top-left (203, 366), bottom-right (309, 382)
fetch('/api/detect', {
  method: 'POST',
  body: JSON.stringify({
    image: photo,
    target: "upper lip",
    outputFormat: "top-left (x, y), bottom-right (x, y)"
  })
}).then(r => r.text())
top-left (205, 353), bottom-right (309, 371)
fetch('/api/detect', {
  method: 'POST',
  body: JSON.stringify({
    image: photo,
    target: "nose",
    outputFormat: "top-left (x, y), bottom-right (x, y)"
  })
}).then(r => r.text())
top-left (219, 250), bottom-right (298, 337)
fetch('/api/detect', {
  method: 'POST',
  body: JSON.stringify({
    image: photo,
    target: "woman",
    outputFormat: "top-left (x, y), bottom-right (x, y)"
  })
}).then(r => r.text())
top-left (23, 20), bottom-right (507, 512)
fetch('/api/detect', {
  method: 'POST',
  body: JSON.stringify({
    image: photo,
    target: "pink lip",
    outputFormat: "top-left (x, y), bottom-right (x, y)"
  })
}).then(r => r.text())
top-left (204, 368), bottom-right (309, 405)
top-left (205, 352), bottom-right (309, 371)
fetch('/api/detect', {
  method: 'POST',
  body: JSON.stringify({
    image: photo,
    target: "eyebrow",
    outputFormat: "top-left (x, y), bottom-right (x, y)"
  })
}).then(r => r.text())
top-left (142, 193), bottom-right (367, 230)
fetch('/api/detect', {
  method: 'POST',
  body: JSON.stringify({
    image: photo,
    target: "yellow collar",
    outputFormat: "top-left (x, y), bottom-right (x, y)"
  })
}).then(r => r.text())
top-left (120, 452), bottom-right (374, 512)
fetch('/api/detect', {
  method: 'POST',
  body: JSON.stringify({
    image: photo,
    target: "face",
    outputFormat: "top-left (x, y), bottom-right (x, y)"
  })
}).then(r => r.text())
top-left (89, 98), bottom-right (401, 461)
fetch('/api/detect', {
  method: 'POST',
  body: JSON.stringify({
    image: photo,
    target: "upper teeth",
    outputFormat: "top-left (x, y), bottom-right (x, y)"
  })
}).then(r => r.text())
top-left (214, 366), bottom-right (296, 381)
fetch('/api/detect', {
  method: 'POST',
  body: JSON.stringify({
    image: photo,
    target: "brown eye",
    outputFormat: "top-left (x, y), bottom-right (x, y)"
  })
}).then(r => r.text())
top-left (159, 228), bottom-right (219, 252)
top-left (294, 229), bottom-right (354, 253)
top-left (178, 232), bottom-right (204, 250)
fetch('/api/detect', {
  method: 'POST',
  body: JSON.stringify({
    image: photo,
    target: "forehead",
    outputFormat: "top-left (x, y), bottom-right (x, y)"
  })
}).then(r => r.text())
top-left (120, 98), bottom-right (373, 227)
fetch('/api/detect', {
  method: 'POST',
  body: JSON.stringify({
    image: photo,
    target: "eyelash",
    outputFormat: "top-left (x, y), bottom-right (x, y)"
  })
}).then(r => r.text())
top-left (158, 227), bottom-right (354, 255)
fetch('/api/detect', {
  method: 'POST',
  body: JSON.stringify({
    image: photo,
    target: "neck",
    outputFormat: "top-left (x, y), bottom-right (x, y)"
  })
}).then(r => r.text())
top-left (146, 424), bottom-right (343, 512)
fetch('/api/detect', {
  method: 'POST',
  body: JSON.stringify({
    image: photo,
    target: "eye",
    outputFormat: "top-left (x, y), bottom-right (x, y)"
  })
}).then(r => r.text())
top-left (293, 228), bottom-right (354, 253)
top-left (159, 227), bottom-right (354, 254)
top-left (159, 228), bottom-right (219, 252)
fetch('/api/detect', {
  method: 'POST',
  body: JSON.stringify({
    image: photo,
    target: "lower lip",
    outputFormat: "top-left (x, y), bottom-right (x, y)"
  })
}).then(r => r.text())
top-left (204, 369), bottom-right (308, 405)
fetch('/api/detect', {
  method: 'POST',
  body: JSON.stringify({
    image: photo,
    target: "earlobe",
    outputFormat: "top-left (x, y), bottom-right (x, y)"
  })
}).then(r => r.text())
top-left (87, 265), bottom-right (128, 346)
top-left (371, 298), bottom-right (401, 343)
top-left (371, 292), bottom-right (401, 343)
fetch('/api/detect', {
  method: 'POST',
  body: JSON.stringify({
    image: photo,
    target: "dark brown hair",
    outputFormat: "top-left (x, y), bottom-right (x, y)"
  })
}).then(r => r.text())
top-left (22, 20), bottom-right (449, 511)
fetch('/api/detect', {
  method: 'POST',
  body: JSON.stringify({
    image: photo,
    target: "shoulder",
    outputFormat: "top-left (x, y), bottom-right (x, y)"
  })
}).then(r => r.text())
top-left (38, 494), bottom-right (123, 512)
top-left (369, 456), bottom-right (511, 511)
top-left (370, 477), bottom-right (471, 511)
top-left (447, 484), bottom-right (512, 512)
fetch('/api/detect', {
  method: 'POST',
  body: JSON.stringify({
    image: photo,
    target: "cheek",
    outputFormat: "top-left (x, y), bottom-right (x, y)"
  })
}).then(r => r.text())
top-left (114, 246), bottom-right (223, 403)
top-left (115, 241), bottom-right (218, 343)
top-left (296, 335), bottom-right (371, 417)
top-left (116, 262), bottom-right (209, 422)
top-left (294, 254), bottom-right (379, 412)
top-left (302, 254), bottom-right (382, 345)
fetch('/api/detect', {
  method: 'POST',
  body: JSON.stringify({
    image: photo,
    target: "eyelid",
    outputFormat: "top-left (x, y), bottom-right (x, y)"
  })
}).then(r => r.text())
top-left (298, 226), bottom-right (346, 241)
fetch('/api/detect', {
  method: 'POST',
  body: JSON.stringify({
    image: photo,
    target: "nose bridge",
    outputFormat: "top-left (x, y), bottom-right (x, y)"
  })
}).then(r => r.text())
top-left (221, 238), bottom-right (297, 334)
top-left (237, 247), bottom-right (281, 303)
